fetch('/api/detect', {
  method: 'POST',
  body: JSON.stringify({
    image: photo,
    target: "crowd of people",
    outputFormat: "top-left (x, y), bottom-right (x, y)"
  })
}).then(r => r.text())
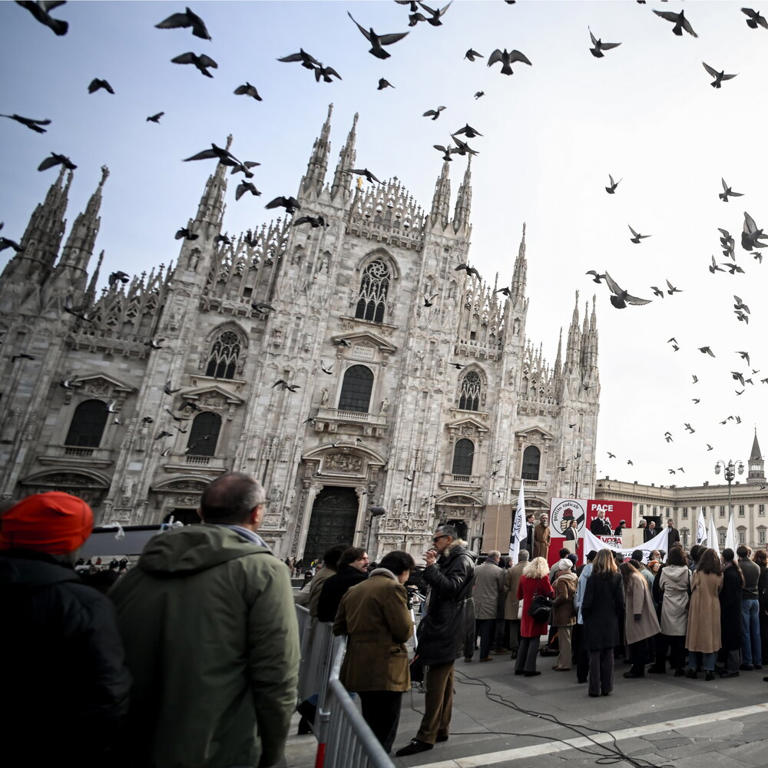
top-left (4, 481), bottom-right (768, 766)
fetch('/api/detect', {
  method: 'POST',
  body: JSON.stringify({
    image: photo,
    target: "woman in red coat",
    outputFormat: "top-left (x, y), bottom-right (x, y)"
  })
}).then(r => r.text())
top-left (515, 556), bottom-right (554, 676)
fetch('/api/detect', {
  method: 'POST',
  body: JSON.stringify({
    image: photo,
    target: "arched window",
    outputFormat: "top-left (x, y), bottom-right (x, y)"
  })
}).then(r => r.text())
top-left (186, 412), bottom-right (221, 457)
top-left (522, 446), bottom-right (541, 480)
top-left (64, 399), bottom-right (108, 447)
top-left (355, 260), bottom-right (390, 323)
top-left (452, 439), bottom-right (474, 476)
top-left (458, 371), bottom-right (481, 411)
top-left (205, 329), bottom-right (242, 379)
top-left (338, 365), bottom-right (374, 413)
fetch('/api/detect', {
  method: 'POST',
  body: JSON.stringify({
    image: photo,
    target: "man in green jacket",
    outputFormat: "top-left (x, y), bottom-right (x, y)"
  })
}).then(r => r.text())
top-left (110, 472), bottom-right (299, 768)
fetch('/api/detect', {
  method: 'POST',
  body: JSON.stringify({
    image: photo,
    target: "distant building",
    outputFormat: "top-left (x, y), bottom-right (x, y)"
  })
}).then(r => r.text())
top-left (594, 432), bottom-right (767, 551)
top-left (0, 106), bottom-right (600, 560)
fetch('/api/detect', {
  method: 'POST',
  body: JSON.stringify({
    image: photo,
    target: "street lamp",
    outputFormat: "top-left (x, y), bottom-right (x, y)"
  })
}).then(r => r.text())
top-left (714, 459), bottom-right (744, 521)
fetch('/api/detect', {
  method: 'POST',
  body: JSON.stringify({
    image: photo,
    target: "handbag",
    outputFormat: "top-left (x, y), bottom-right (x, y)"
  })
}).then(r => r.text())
top-left (528, 594), bottom-right (553, 623)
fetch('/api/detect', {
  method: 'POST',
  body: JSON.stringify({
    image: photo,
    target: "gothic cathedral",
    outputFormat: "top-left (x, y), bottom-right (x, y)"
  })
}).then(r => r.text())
top-left (0, 105), bottom-right (600, 560)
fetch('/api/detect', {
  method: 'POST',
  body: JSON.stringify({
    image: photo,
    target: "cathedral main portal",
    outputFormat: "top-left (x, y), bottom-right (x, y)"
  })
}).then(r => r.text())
top-left (303, 486), bottom-right (358, 564)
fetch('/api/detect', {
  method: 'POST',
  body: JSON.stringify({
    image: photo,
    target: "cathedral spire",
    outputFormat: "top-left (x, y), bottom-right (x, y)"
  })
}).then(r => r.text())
top-left (331, 110), bottom-right (358, 201)
top-left (452, 156), bottom-right (472, 233)
top-left (510, 223), bottom-right (527, 304)
top-left (748, 429), bottom-right (765, 484)
top-left (194, 135), bottom-right (230, 229)
top-left (565, 291), bottom-right (581, 373)
top-left (83, 249), bottom-right (104, 307)
top-left (48, 166), bottom-right (108, 298)
top-left (554, 328), bottom-right (563, 377)
top-left (429, 160), bottom-right (451, 228)
top-left (302, 103), bottom-right (333, 197)
top-left (2, 166), bottom-right (72, 285)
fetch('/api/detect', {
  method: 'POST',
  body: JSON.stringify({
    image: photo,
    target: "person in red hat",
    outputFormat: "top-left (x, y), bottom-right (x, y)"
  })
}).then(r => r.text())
top-left (0, 492), bottom-right (131, 766)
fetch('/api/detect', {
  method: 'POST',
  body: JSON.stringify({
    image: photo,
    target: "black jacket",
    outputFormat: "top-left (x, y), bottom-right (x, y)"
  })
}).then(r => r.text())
top-left (416, 544), bottom-right (475, 666)
top-left (667, 526), bottom-right (680, 547)
top-left (317, 565), bottom-right (368, 622)
top-left (590, 518), bottom-right (611, 536)
top-left (582, 571), bottom-right (625, 651)
top-left (0, 550), bottom-right (131, 764)
top-left (720, 564), bottom-right (744, 651)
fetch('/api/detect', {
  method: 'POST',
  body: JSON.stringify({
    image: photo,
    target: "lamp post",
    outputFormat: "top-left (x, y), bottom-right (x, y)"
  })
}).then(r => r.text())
top-left (714, 459), bottom-right (744, 522)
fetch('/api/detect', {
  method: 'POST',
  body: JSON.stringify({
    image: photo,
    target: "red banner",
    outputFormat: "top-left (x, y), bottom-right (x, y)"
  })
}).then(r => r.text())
top-left (586, 499), bottom-right (633, 534)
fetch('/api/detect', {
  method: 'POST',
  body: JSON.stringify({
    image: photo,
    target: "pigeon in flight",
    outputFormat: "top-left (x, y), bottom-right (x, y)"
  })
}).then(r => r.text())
top-left (692, 398), bottom-right (700, 404)
top-left (314, 64), bottom-right (342, 83)
top-left (733, 296), bottom-right (750, 314)
top-left (653, 9), bottom-right (698, 37)
top-left (0, 113), bottom-right (51, 133)
top-left (719, 178), bottom-right (742, 201)
top-left (146, 112), bottom-right (165, 123)
top-left (699, 346), bottom-right (715, 357)
top-left (474, 91), bottom-right (485, 99)
top-left (692, 374), bottom-right (699, 383)
top-left (736, 350), bottom-right (751, 365)
top-left (684, 423), bottom-right (695, 433)
top-left (266, 196), bottom-right (300, 214)
top-left (377, 78), bottom-right (394, 90)
top-left (666, 279), bottom-right (682, 295)
top-left (88, 78), bottom-right (115, 94)
top-left (451, 362), bottom-right (464, 369)
top-left (416, 1), bottom-right (453, 26)
top-left (742, 211), bottom-right (768, 251)
top-left (0, 235), bottom-right (23, 252)
top-left (650, 286), bottom-right (664, 298)
top-left (495, 286), bottom-right (511, 296)
top-left (451, 136), bottom-right (479, 157)
top-left (453, 123), bottom-right (482, 138)
top-left (293, 215), bottom-right (327, 228)
top-left (272, 380), bottom-right (299, 392)
top-left (155, 6), bottom-right (211, 39)
top-left (741, 8), bottom-right (768, 29)
top-left (171, 52), bottom-right (218, 77)
top-left (465, 48), bottom-right (484, 61)
top-left (38, 152), bottom-right (76, 172)
top-left (423, 106), bottom-right (446, 120)
top-left (706, 444), bottom-right (714, 451)
top-left (628, 225), bottom-right (650, 243)
top-left (433, 144), bottom-right (456, 161)
top-left (586, 271), bottom-right (605, 283)
top-left (347, 11), bottom-right (409, 59)
top-left (607, 452), bottom-right (616, 458)
top-left (252, 302), bottom-right (275, 315)
top-left (604, 272), bottom-right (651, 308)
top-left (174, 227), bottom-right (198, 240)
top-left (722, 262), bottom-right (745, 275)
top-left (709, 255), bottom-right (725, 273)
top-left (320, 361), bottom-right (334, 375)
top-left (702, 62), bottom-right (737, 88)
top-left (348, 168), bottom-right (381, 184)
top-left (16, 1), bottom-right (69, 35)
top-left (108, 271), bottom-right (129, 287)
top-left (234, 82), bottom-right (262, 101)
top-left (455, 263), bottom-right (481, 279)
top-left (487, 48), bottom-right (532, 75)
top-left (277, 49), bottom-right (320, 70)
top-left (605, 174), bottom-right (621, 194)
top-left (589, 28), bottom-right (621, 58)
top-left (235, 180), bottom-right (260, 200)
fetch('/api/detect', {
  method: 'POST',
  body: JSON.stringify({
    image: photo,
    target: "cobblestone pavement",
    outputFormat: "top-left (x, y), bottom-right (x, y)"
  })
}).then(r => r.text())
top-left (284, 654), bottom-right (768, 768)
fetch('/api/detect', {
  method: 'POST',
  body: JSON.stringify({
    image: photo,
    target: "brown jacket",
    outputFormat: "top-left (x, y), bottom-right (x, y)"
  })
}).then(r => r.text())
top-left (503, 562), bottom-right (525, 620)
top-left (533, 523), bottom-right (551, 559)
top-left (333, 568), bottom-right (413, 692)
top-left (552, 571), bottom-right (578, 627)
top-left (685, 570), bottom-right (723, 653)
top-left (623, 571), bottom-right (661, 645)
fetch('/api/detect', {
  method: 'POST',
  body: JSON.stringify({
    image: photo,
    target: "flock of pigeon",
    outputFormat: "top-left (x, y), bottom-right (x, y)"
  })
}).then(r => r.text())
top-left (3, 2), bottom-right (768, 482)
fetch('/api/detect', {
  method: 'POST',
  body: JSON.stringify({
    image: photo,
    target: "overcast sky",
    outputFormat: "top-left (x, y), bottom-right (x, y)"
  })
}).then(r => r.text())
top-left (2, 1), bottom-right (767, 491)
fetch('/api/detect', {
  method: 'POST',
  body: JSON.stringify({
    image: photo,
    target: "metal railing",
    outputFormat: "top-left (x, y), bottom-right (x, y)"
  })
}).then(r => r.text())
top-left (295, 606), bottom-right (395, 768)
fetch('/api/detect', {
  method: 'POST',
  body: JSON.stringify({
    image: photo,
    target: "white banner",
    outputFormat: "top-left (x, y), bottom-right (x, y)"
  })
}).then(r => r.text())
top-left (708, 515), bottom-right (720, 555)
top-left (696, 509), bottom-right (707, 545)
top-left (725, 514), bottom-right (737, 552)
top-left (508, 481), bottom-right (526, 563)
top-left (582, 527), bottom-right (670, 563)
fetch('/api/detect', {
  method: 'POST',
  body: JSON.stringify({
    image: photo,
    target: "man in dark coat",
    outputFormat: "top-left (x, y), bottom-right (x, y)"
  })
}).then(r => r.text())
top-left (524, 513), bottom-right (535, 555)
top-left (316, 546), bottom-right (369, 621)
top-left (666, 519), bottom-right (680, 548)
top-left (395, 525), bottom-right (475, 757)
top-left (0, 492), bottom-right (131, 766)
top-left (590, 509), bottom-right (612, 536)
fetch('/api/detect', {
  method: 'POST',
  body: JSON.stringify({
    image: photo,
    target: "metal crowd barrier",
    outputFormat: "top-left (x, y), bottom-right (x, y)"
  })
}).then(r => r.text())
top-left (295, 605), bottom-right (395, 768)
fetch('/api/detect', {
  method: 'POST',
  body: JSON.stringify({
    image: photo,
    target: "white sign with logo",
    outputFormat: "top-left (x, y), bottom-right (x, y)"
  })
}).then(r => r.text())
top-left (550, 498), bottom-right (588, 537)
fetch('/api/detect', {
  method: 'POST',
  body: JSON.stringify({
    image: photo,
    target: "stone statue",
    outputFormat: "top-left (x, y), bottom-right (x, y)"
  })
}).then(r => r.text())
top-left (380, 398), bottom-right (389, 414)
top-left (320, 387), bottom-right (329, 405)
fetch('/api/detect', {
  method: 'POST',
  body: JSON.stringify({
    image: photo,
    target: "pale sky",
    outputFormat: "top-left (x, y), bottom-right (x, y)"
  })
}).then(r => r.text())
top-left (1, 0), bottom-right (767, 490)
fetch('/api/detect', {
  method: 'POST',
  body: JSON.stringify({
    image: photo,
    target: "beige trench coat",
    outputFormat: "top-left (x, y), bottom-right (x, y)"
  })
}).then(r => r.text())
top-left (504, 562), bottom-right (525, 620)
top-left (624, 571), bottom-right (661, 645)
top-left (685, 570), bottom-right (723, 653)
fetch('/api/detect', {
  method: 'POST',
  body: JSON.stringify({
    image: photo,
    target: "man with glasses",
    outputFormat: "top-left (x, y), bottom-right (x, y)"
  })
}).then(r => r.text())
top-left (395, 525), bottom-right (475, 757)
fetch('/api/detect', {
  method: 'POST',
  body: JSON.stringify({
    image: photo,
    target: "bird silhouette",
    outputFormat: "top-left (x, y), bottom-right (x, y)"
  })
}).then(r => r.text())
top-left (171, 51), bottom-right (218, 77)
top-left (174, 227), bottom-right (198, 240)
top-left (487, 48), bottom-right (532, 75)
top-left (423, 293), bottom-right (439, 307)
top-left (589, 28), bottom-right (621, 57)
top-left (16, 1), bottom-right (68, 35)
top-left (474, 91), bottom-right (485, 99)
top-left (653, 9), bottom-right (698, 37)
top-left (742, 7), bottom-right (768, 29)
top-left (293, 215), bottom-right (327, 228)
top-left (605, 174), bottom-right (621, 194)
top-left (702, 62), bottom-right (737, 88)
top-left (108, 270), bottom-right (129, 287)
top-left (277, 49), bottom-right (320, 69)
top-left (146, 111), bottom-right (165, 123)
top-left (423, 106), bottom-right (446, 120)
top-left (628, 225), bottom-right (650, 243)
top-left (665, 279), bottom-right (682, 295)
top-left (88, 78), bottom-right (114, 94)
top-left (465, 48), bottom-right (484, 61)
top-left (417, 1), bottom-right (453, 26)
top-left (314, 64), bottom-right (342, 83)
top-left (709, 255), bottom-right (725, 273)
top-left (699, 346), bottom-right (715, 357)
top-left (455, 263), bottom-right (481, 278)
top-left (273, 379), bottom-right (299, 392)
top-left (347, 11), bottom-right (409, 59)
top-left (348, 168), bottom-right (381, 184)
top-left (0, 113), bottom-right (51, 133)
top-left (235, 180), bottom-right (260, 200)
top-left (604, 272), bottom-right (651, 308)
top-left (719, 178), bottom-right (742, 201)
top-left (377, 78), bottom-right (394, 90)
top-left (234, 82), bottom-right (262, 100)
top-left (266, 196), bottom-right (300, 214)
top-left (155, 6), bottom-right (211, 39)
top-left (742, 211), bottom-right (768, 251)
top-left (586, 271), bottom-right (605, 283)
top-left (38, 152), bottom-right (76, 172)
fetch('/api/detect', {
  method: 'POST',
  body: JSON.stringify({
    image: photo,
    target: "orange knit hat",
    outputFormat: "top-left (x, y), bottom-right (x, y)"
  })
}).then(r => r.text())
top-left (0, 492), bottom-right (93, 554)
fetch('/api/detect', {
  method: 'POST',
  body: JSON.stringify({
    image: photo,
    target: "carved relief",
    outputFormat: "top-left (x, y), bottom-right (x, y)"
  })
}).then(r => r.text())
top-left (324, 453), bottom-right (364, 473)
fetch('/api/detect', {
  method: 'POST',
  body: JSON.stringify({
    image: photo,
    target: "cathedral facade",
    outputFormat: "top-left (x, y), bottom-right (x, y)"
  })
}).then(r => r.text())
top-left (0, 105), bottom-right (600, 561)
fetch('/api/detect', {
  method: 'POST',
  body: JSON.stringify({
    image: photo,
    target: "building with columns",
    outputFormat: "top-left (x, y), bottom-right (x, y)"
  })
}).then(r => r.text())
top-left (594, 432), bottom-right (768, 551)
top-left (0, 105), bottom-right (600, 561)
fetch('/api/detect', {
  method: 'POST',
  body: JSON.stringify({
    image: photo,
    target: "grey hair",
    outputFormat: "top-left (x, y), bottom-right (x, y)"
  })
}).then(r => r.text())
top-left (518, 550), bottom-right (530, 561)
top-left (488, 550), bottom-right (501, 560)
top-left (200, 472), bottom-right (266, 523)
top-left (434, 524), bottom-right (458, 540)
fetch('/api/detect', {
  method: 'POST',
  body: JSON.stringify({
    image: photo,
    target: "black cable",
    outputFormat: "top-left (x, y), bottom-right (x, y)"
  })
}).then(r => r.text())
top-left (429, 667), bottom-right (676, 768)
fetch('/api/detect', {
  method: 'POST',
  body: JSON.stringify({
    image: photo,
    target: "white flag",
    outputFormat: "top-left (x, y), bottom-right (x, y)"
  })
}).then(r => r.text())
top-left (696, 508), bottom-right (707, 545)
top-left (725, 514), bottom-right (737, 552)
top-left (508, 480), bottom-right (526, 563)
top-left (708, 514), bottom-right (720, 555)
